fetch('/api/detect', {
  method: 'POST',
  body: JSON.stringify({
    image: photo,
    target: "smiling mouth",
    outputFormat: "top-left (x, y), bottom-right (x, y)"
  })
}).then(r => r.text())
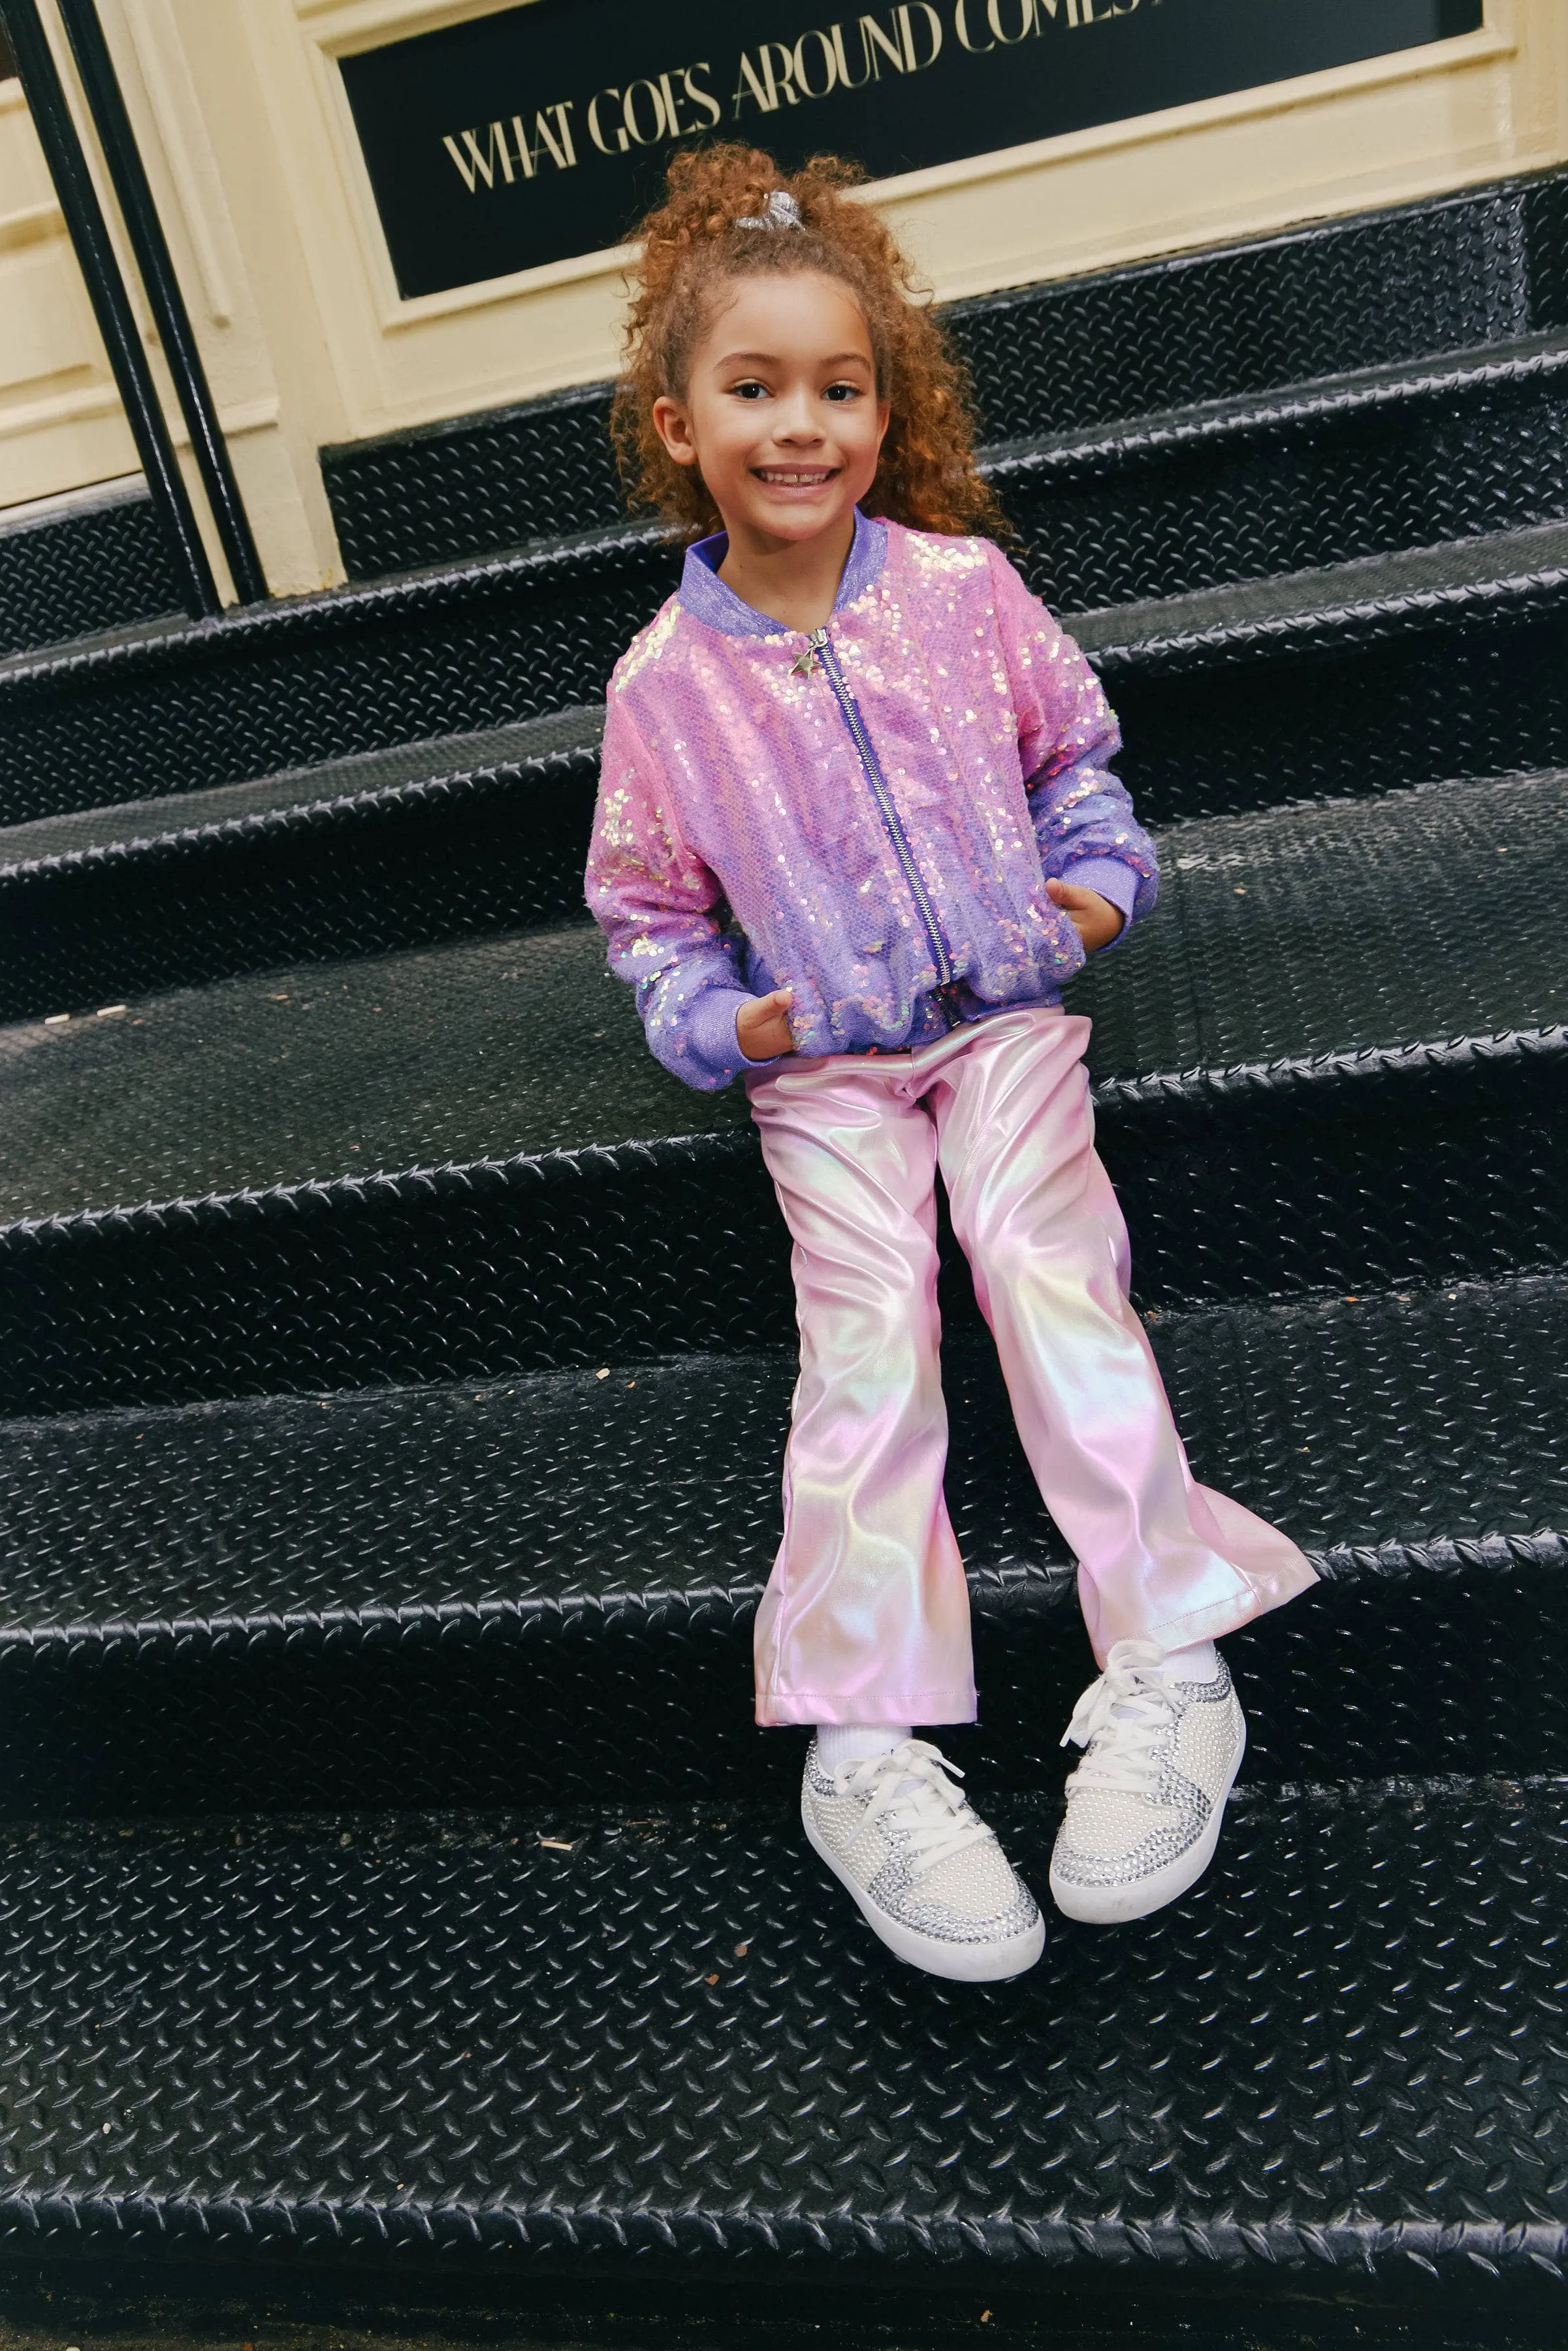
top-left (753, 466), bottom-right (837, 487)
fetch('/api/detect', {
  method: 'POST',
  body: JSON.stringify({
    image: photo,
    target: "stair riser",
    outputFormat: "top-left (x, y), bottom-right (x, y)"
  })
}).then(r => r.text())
top-left (1108, 1046), bottom-right (1568, 1311)
top-left (956, 172), bottom-right (1567, 443)
top-left (0, 1549), bottom-right (1554, 1817)
top-left (1108, 601), bottom-right (1568, 823)
top-left (0, 1049), bottom-right (1559, 1416)
top-left (0, 769), bottom-right (597, 1021)
top-left (0, 495), bottom-right (182, 663)
top-left (0, 545), bottom-right (676, 829)
top-left (1007, 372), bottom-right (1568, 614)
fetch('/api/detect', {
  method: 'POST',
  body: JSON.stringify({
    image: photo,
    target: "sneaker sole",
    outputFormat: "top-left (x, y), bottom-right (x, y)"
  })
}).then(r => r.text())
top-left (802, 1802), bottom-right (1046, 1983)
top-left (1048, 1714), bottom-right (1246, 1927)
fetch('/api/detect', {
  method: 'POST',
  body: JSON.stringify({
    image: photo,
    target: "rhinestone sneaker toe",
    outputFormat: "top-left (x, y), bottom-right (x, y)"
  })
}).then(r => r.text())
top-left (802, 1738), bottom-right (1045, 1982)
top-left (1049, 1641), bottom-right (1245, 1926)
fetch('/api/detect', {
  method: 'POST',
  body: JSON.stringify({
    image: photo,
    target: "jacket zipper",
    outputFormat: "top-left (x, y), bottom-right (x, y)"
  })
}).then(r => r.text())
top-left (806, 626), bottom-right (959, 1000)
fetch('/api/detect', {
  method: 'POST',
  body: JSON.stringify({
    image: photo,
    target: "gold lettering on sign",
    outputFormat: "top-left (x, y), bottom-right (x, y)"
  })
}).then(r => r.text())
top-left (682, 61), bottom-right (723, 126)
top-left (795, 25), bottom-right (839, 97)
top-left (899, 3), bottom-right (943, 67)
top-left (442, 121), bottom-right (513, 191)
top-left (622, 78), bottom-right (667, 143)
top-left (760, 41), bottom-right (801, 105)
top-left (441, 0), bottom-right (1164, 200)
top-left (987, 0), bottom-right (1036, 40)
top-left (731, 52), bottom-right (775, 114)
top-left (827, 21), bottom-right (866, 85)
top-left (511, 103), bottom-right (577, 175)
top-left (588, 88), bottom-right (628, 152)
top-left (860, 11), bottom-right (908, 75)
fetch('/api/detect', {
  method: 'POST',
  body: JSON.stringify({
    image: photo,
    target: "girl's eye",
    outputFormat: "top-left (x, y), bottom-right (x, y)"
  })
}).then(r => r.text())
top-left (824, 382), bottom-right (861, 403)
top-left (730, 380), bottom-right (769, 400)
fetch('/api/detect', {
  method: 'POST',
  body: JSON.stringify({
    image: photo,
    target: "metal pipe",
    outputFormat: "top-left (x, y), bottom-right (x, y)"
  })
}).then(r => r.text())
top-left (0, 0), bottom-right (220, 618)
top-left (55, 0), bottom-right (268, 605)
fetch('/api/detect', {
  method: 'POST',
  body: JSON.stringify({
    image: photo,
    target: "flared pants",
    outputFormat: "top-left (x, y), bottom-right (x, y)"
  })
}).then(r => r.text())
top-left (746, 1006), bottom-right (1315, 1727)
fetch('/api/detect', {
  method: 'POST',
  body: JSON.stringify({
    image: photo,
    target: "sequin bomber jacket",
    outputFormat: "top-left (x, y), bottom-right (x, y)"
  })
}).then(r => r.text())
top-left (586, 511), bottom-right (1157, 1091)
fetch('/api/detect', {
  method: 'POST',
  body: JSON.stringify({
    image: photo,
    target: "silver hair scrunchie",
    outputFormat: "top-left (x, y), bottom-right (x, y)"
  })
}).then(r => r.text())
top-left (734, 190), bottom-right (804, 232)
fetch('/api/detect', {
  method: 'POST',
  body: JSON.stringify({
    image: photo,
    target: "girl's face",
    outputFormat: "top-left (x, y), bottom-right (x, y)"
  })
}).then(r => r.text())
top-left (652, 271), bottom-right (889, 547)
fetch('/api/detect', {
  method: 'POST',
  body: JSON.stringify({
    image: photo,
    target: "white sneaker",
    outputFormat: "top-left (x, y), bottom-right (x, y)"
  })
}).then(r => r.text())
top-left (1049, 1642), bottom-right (1245, 1925)
top-left (801, 1738), bottom-right (1045, 1983)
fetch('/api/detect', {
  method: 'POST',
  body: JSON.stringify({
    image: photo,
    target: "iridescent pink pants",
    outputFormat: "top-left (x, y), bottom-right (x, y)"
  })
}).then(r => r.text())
top-left (746, 1007), bottom-right (1315, 1727)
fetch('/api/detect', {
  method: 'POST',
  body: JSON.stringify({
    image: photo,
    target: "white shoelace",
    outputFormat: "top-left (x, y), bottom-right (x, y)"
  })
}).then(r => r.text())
top-left (833, 1739), bottom-right (992, 1877)
top-left (1059, 1640), bottom-right (1180, 1796)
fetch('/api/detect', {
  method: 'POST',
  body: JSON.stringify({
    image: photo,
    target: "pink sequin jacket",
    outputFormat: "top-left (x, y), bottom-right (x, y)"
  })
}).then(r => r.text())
top-left (586, 512), bottom-right (1157, 1091)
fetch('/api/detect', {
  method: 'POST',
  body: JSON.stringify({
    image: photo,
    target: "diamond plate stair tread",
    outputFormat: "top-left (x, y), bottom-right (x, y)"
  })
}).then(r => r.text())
top-left (0, 481), bottom-right (182, 664)
top-left (984, 331), bottom-right (1568, 479)
top-left (9, 490), bottom-right (1561, 712)
top-left (997, 335), bottom-right (1568, 619)
top-left (0, 520), bottom-right (668, 692)
top-left (1, 1273), bottom-right (1560, 1643)
top-left (0, 927), bottom-right (741, 1223)
top-left (0, 1781), bottom-right (1560, 2279)
top-left (1067, 767), bottom-right (1568, 1076)
top-left (0, 1275), bottom-right (1560, 1815)
top-left (1074, 519), bottom-right (1568, 669)
top-left (0, 607), bottom-right (191, 686)
top-left (0, 708), bottom-right (605, 872)
top-left (0, 765), bottom-right (1560, 1226)
top-left (0, 522), bottom-right (675, 832)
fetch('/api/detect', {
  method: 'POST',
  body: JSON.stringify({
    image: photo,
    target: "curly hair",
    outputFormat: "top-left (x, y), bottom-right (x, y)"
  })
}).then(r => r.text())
top-left (610, 144), bottom-right (1004, 543)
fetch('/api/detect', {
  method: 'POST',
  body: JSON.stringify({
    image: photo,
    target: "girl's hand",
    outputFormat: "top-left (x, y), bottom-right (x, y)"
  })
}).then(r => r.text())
top-left (1047, 878), bottom-right (1125, 952)
top-left (737, 987), bottom-right (795, 1062)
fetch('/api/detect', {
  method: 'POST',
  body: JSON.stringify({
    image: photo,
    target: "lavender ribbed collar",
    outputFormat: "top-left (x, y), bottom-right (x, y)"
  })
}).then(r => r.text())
top-left (679, 508), bottom-right (888, 638)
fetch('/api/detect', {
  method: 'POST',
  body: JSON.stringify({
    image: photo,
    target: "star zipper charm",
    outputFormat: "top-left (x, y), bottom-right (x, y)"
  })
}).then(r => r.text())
top-left (791, 647), bottom-right (818, 676)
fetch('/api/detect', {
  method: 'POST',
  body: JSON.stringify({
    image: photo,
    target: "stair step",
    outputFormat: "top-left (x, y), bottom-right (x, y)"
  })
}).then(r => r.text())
top-left (0, 765), bottom-right (1558, 1413)
top-left (0, 709), bottom-right (603, 1021)
top-left (1080, 516), bottom-right (1568, 671)
top-left (1092, 522), bottom-right (1568, 822)
top-left (1070, 765), bottom-right (1568, 1073)
top-left (0, 479), bottom-right (182, 661)
top-left (0, 1778), bottom-right (1561, 2288)
top-left (954, 167), bottom-right (1568, 445)
top-left (991, 334), bottom-right (1568, 615)
top-left (0, 522), bottom-right (675, 829)
top-left (0, 1273), bottom-right (1560, 1815)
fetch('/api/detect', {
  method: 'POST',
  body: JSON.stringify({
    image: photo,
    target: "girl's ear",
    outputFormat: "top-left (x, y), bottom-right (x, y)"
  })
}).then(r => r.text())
top-left (652, 394), bottom-right (700, 470)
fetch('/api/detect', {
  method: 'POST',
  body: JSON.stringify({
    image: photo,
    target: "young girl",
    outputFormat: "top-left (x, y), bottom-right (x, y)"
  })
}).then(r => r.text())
top-left (587, 148), bottom-right (1315, 1983)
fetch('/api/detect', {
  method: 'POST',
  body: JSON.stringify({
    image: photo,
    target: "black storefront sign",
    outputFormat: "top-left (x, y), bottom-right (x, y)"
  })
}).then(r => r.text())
top-left (341, 0), bottom-right (1485, 300)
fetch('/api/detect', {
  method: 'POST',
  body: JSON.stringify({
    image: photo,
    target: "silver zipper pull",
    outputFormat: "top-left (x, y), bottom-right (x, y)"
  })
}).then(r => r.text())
top-left (791, 628), bottom-right (827, 677)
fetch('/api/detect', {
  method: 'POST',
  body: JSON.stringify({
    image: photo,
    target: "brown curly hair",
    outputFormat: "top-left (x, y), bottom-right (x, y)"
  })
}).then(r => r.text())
top-left (610, 144), bottom-right (1004, 543)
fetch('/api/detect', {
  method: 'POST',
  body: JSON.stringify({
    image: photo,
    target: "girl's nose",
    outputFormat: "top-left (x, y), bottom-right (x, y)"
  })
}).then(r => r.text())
top-left (773, 394), bottom-right (825, 443)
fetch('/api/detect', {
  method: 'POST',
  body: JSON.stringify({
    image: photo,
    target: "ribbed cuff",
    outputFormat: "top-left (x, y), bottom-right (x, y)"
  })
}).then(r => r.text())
top-left (1061, 856), bottom-right (1139, 944)
top-left (681, 984), bottom-right (775, 1087)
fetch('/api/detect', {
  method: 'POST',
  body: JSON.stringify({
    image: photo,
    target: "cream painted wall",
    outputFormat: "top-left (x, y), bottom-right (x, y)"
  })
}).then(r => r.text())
top-left (1, 0), bottom-right (1565, 598)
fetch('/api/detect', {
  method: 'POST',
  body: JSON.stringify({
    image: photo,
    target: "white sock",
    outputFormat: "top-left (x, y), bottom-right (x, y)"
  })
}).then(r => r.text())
top-left (1162, 1639), bottom-right (1221, 1683)
top-left (815, 1723), bottom-right (912, 1770)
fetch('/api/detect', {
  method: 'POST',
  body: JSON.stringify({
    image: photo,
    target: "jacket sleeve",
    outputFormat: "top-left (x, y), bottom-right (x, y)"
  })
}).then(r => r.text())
top-left (584, 690), bottom-right (761, 1091)
top-left (985, 540), bottom-right (1158, 942)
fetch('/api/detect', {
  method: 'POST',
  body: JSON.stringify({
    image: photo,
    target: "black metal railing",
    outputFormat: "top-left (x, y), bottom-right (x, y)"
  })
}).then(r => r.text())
top-left (0, 0), bottom-right (265, 615)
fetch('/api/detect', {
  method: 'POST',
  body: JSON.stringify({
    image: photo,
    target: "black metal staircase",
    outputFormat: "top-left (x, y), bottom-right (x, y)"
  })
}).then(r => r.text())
top-left (0, 167), bottom-right (1565, 2348)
